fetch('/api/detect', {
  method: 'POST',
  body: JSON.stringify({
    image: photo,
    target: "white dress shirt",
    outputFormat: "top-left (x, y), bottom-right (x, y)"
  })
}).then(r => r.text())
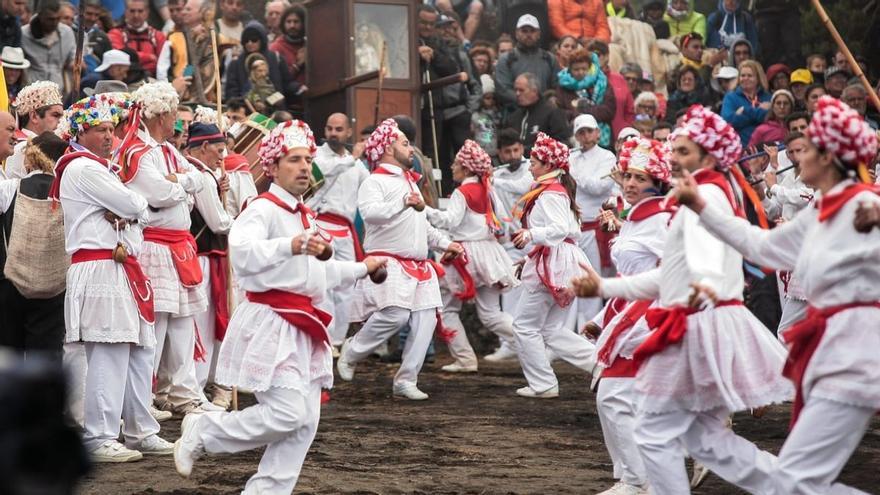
top-left (306, 143), bottom-right (369, 222)
top-left (425, 177), bottom-right (496, 242)
top-left (3, 129), bottom-right (36, 180)
top-left (224, 169), bottom-right (258, 218)
top-left (568, 144), bottom-right (618, 222)
top-left (492, 159), bottom-right (532, 236)
top-left (190, 158), bottom-right (233, 235)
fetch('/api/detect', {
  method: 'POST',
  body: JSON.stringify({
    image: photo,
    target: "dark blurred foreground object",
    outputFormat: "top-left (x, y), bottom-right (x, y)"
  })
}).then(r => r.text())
top-left (0, 351), bottom-right (90, 495)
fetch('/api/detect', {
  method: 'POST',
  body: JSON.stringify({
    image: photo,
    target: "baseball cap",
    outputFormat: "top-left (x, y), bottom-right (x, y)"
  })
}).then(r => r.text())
top-left (516, 14), bottom-right (540, 30)
top-left (573, 114), bottom-right (599, 133)
top-left (617, 127), bottom-right (640, 141)
top-left (716, 66), bottom-right (739, 80)
top-left (790, 68), bottom-right (813, 86)
top-left (94, 49), bottom-right (131, 73)
top-left (825, 66), bottom-right (851, 80)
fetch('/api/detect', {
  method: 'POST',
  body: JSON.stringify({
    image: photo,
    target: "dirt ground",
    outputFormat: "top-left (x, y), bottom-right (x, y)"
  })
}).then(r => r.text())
top-left (75, 349), bottom-right (880, 495)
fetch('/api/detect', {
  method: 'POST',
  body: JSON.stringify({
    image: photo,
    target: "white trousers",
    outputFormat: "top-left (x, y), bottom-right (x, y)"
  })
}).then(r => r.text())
top-left (325, 233), bottom-right (357, 346)
top-left (633, 407), bottom-right (776, 494)
top-left (194, 257), bottom-right (220, 388)
top-left (442, 286), bottom-right (516, 368)
top-left (63, 341), bottom-right (87, 427)
top-left (82, 342), bottom-right (159, 451)
top-left (597, 377), bottom-right (647, 487)
top-left (771, 398), bottom-right (873, 495)
top-left (343, 306), bottom-right (436, 390)
top-left (512, 289), bottom-right (596, 392)
top-left (199, 383), bottom-right (322, 494)
top-left (154, 312), bottom-right (204, 408)
top-left (777, 297), bottom-right (808, 344)
top-left (574, 228), bottom-right (606, 328)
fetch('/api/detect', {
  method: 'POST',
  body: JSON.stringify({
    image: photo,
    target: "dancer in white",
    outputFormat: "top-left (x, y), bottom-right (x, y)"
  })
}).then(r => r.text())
top-left (425, 140), bottom-right (519, 373)
top-left (4, 81), bottom-right (64, 179)
top-left (572, 105), bottom-right (791, 493)
top-left (337, 118), bottom-right (463, 400)
top-left (222, 152), bottom-right (258, 217)
top-left (510, 132), bottom-right (596, 398)
top-left (674, 96), bottom-right (880, 495)
top-left (52, 95), bottom-right (173, 462)
top-left (173, 120), bottom-right (386, 493)
top-left (588, 138), bottom-right (673, 495)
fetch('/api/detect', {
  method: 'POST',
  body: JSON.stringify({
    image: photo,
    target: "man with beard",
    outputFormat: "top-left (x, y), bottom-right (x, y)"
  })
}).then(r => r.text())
top-left (306, 113), bottom-right (369, 352)
top-left (108, 0), bottom-right (166, 77)
top-left (20, 0), bottom-right (75, 88)
top-left (494, 15), bottom-right (559, 111)
top-left (270, 5), bottom-right (306, 90)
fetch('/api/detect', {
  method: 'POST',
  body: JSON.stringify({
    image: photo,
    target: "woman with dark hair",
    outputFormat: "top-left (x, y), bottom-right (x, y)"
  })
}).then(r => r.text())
top-left (225, 21), bottom-right (301, 104)
top-left (554, 34), bottom-right (580, 68)
top-left (509, 132), bottom-right (596, 399)
top-left (666, 65), bottom-right (712, 123)
top-left (804, 84), bottom-right (826, 115)
top-left (556, 48), bottom-right (616, 148)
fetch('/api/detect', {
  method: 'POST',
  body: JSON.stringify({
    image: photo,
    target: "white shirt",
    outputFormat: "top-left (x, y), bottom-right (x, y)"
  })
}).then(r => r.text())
top-left (225, 169), bottom-right (258, 218)
top-left (59, 154), bottom-right (150, 255)
top-left (358, 163), bottom-right (451, 259)
top-left (425, 177), bottom-right (496, 242)
top-left (611, 199), bottom-right (670, 276)
top-left (568, 144), bottom-right (618, 222)
top-left (4, 129), bottom-right (37, 180)
top-left (763, 166), bottom-right (813, 222)
top-left (125, 131), bottom-right (203, 230)
top-left (492, 159), bottom-right (532, 235)
top-left (189, 158), bottom-right (233, 235)
top-left (306, 143), bottom-right (369, 221)
top-left (230, 183), bottom-right (367, 300)
top-left (525, 188), bottom-right (581, 246)
top-left (0, 177), bottom-right (19, 212)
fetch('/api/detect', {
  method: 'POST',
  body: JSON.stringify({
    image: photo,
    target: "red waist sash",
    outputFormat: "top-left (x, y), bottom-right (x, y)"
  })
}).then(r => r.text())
top-left (632, 300), bottom-right (743, 367)
top-left (603, 356), bottom-right (639, 378)
top-left (782, 301), bottom-right (880, 428)
top-left (598, 299), bottom-right (653, 368)
top-left (72, 249), bottom-right (155, 324)
top-left (527, 238), bottom-right (576, 308)
top-left (581, 220), bottom-right (616, 269)
top-left (367, 251), bottom-right (445, 281)
top-left (442, 248), bottom-right (476, 301)
top-left (143, 227), bottom-right (203, 287)
top-left (205, 253), bottom-right (229, 340)
top-left (246, 290), bottom-right (333, 345)
top-left (316, 211), bottom-right (365, 261)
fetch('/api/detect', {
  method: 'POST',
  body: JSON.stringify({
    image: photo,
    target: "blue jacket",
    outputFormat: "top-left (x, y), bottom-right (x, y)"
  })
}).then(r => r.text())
top-left (706, 0), bottom-right (759, 55)
top-left (721, 86), bottom-right (771, 146)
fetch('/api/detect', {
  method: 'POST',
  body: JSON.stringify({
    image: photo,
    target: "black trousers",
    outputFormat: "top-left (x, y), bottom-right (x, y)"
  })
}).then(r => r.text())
top-left (0, 279), bottom-right (65, 360)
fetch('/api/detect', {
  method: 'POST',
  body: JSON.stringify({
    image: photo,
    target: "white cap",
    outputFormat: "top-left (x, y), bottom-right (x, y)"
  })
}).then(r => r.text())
top-left (95, 49), bottom-right (131, 73)
top-left (617, 127), bottom-right (640, 141)
top-left (480, 74), bottom-right (495, 94)
top-left (573, 114), bottom-right (598, 133)
top-left (516, 14), bottom-right (540, 30)
top-left (716, 66), bottom-right (739, 80)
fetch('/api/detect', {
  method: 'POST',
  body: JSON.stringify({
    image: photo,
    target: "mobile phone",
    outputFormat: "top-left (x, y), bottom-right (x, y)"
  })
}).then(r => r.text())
top-left (183, 65), bottom-right (195, 78)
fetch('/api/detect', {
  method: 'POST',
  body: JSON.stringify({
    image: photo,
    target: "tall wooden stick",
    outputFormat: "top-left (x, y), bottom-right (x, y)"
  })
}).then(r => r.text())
top-left (373, 42), bottom-right (387, 125)
top-left (811, 0), bottom-right (880, 111)
top-left (71, 0), bottom-right (87, 96)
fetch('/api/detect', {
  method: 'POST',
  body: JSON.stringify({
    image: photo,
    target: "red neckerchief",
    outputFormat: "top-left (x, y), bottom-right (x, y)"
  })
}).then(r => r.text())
top-left (598, 299), bottom-right (653, 367)
top-left (668, 168), bottom-right (744, 218)
top-left (252, 191), bottom-right (314, 230)
top-left (817, 183), bottom-right (879, 223)
top-left (458, 176), bottom-right (501, 231)
top-left (372, 164), bottom-right (422, 192)
top-left (628, 196), bottom-right (675, 222)
top-left (49, 149), bottom-right (112, 202)
top-left (521, 181), bottom-right (567, 229)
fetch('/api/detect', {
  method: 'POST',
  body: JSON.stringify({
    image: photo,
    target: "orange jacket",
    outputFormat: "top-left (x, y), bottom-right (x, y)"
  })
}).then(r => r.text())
top-left (547, 0), bottom-right (611, 43)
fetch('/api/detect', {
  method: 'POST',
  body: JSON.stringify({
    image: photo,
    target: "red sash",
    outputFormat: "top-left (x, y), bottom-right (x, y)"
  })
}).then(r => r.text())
top-left (71, 249), bottom-right (155, 324)
top-left (632, 300), bottom-right (743, 367)
top-left (316, 211), bottom-right (365, 261)
top-left (251, 191), bottom-right (314, 229)
top-left (527, 238), bottom-right (576, 308)
top-left (459, 179), bottom-right (502, 232)
top-left (143, 227), bottom-right (203, 287)
top-left (367, 251), bottom-right (445, 281)
top-left (603, 356), bottom-right (639, 378)
top-left (668, 168), bottom-right (745, 219)
top-left (442, 249), bottom-right (476, 301)
top-left (207, 253), bottom-right (230, 340)
top-left (628, 196), bottom-right (675, 221)
top-left (598, 299), bottom-right (653, 367)
top-left (601, 297), bottom-right (630, 328)
top-left (224, 153), bottom-right (250, 172)
top-left (817, 183), bottom-right (879, 223)
top-left (782, 301), bottom-right (880, 428)
top-left (246, 290), bottom-right (332, 345)
top-left (580, 220), bottom-right (616, 269)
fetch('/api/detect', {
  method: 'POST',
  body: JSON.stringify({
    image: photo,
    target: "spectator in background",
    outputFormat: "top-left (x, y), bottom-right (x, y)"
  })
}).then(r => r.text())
top-left (555, 48), bottom-right (616, 148)
top-left (166, 0), bottom-right (185, 33)
top-left (620, 63), bottom-right (642, 100)
top-left (806, 53), bottom-right (826, 84)
top-left (80, 0), bottom-right (104, 31)
top-left (469, 46), bottom-right (493, 77)
top-left (640, 0), bottom-right (670, 39)
top-left (666, 65), bottom-right (712, 123)
top-left (0, 46), bottom-right (28, 100)
top-left (435, 0), bottom-right (483, 44)
top-left (58, 1), bottom-right (75, 26)
top-left (224, 97), bottom-right (248, 124)
top-left (216, 0), bottom-right (245, 43)
top-left (675, 32), bottom-right (716, 88)
top-left (652, 121), bottom-right (672, 141)
top-left (589, 39), bottom-right (634, 140)
top-left (606, 0), bottom-right (636, 18)
top-left (554, 35), bottom-right (579, 68)
top-left (21, 0), bottom-right (75, 90)
top-left (79, 0), bottom-right (111, 74)
top-left (0, 0), bottom-right (26, 48)
top-left (503, 72), bottom-right (571, 151)
top-left (721, 59), bottom-right (770, 145)
top-left (633, 91), bottom-right (660, 136)
top-left (728, 39), bottom-right (754, 68)
top-left (841, 84), bottom-right (878, 130)
top-left (831, 49), bottom-right (848, 72)
top-left (548, 0), bottom-right (611, 43)
top-left (108, 0), bottom-right (166, 77)
top-left (803, 83), bottom-right (826, 114)
top-left (823, 66), bottom-right (850, 99)
top-left (225, 22), bottom-right (300, 104)
top-left (638, 74), bottom-right (666, 120)
top-left (80, 49), bottom-right (130, 97)
top-left (471, 74), bottom-right (500, 156)
top-left (270, 5), bottom-right (306, 87)
top-left (264, 0), bottom-right (288, 43)
top-left (749, 89), bottom-right (793, 147)
top-left (494, 15), bottom-right (559, 110)
top-left (706, 0), bottom-right (759, 55)
top-left (753, 0), bottom-right (800, 68)
top-left (789, 68), bottom-right (812, 110)
top-left (766, 63), bottom-right (791, 91)
top-left (664, 0), bottom-right (706, 39)
top-left (709, 65), bottom-right (738, 110)
top-left (495, 33), bottom-right (514, 58)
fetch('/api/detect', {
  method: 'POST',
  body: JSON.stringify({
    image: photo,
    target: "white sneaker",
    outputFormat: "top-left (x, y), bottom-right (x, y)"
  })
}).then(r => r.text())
top-left (440, 362), bottom-right (478, 373)
top-left (597, 481), bottom-right (647, 495)
top-left (174, 413), bottom-right (204, 477)
top-left (483, 344), bottom-right (518, 362)
top-left (126, 434), bottom-right (174, 456)
top-left (150, 405), bottom-right (173, 422)
top-left (337, 338), bottom-right (356, 381)
top-left (210, 386), bottom-right (232, 410)
top-left (91, 440), bottom-right (143, 463)
top-left (392, 385), bottom-right (429, 400)
top-left (331, 345), bottom-right (341, 358)
top-left (690, 461), bottom-right (710, 488)
top-left (515, 385), bottom-right (559, 398)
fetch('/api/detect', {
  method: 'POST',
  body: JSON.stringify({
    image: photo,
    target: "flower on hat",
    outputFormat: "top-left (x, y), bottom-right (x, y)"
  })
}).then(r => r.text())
top-left (455, 139), bottom-right (492, 175)
top-left (193, 105), bottom-right (231, 129)
top-left (132, 81), bottom-right (179, 119)
top-left (670, 105), bottom-right (742, 170)
top-left (257, 120), bottom-right (317, 178)
top-left (66, 95), bottom-right (123, 138)
top-left (530, 132), bottom-right (570, 171)
top-left (617, 137), bottom-right (671, 183)
top-left (808, 95), bottom-right (878, 169)
top-left (364, 118), bottom-right (404, 169)
top-left (15, 81), bottom-right (63, 116)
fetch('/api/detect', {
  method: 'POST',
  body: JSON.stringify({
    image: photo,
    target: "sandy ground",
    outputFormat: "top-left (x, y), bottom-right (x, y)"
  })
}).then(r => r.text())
top-left (74, 352), bottom-right (880, 495)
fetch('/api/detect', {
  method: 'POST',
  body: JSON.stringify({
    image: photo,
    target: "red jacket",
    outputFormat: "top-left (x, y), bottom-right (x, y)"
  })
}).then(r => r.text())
top-left (268, 37), bottom-right (305, 84)
top-left (108, 25), bottom-right (166, 76)
top-left (607, 71), bottom-right (635, 139)
top-left (548, 0), bottom-right (611, 43)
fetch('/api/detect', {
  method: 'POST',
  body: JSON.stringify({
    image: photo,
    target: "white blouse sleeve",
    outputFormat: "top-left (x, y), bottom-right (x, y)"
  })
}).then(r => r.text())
top-left (425, 189), bottom-right (467, 231)
top-left (529, 193), bottom-right (573, 246)
top-left (601, 267), bottom-right (663, 300)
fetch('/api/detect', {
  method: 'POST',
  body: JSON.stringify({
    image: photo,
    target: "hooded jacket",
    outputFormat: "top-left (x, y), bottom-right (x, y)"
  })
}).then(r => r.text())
top-left (663, 0), bottom-right (706, 39)
top-left (726, 38), bottom-right (753, 67)
top-left (224, 21), bottom-right (300, 102)
top-left (706, 0), bottom-right (759, 54)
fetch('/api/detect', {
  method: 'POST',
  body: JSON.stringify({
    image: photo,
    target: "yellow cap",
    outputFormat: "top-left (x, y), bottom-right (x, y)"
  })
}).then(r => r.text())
top-left (790, 68), bottom-right (813, 85)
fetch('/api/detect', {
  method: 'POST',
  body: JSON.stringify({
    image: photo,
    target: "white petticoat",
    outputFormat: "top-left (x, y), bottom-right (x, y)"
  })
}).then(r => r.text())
top-left (520, 241), bottom-right (590, 304)
top-left (442, 239), bottom-right (520, 295)
top-left (635, 304), bottom-right (793, 414)
top-left (349, 257), bottom-right (442, 321)
top-left (803, 307), bottom-right (880, 410)
top-left (214, 301), bottom-right (334, 394)
top-left (65, 260), bottom-right (156, 347)
top-left (137, 240), bottom-right (208, 316)
top-left (595, 300), bottom-right (658, 368)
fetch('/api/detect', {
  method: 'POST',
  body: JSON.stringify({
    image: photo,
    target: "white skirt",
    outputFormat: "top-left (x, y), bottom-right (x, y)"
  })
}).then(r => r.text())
top-left (214, 301), bottom-right (334, 394)
top-left (520, 241), bottom-right (590, 305)
top-left (65, 259), bottom-right (155, 347)
top-left (137, 241), bottom-right (208, 316)
top-left (349, 257), bottom-right (442, 321)
top-left (803, 307), bottom-right (880, 410)
top-left (635, 304), bottom-right (793, 414)
top-left (595, 300), bottom-right (657, 368)
top-left (442, 239), bottom-right (520, 295)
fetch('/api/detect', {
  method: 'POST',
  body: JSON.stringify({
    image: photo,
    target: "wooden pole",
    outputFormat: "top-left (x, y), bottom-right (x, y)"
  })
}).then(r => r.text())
top-left (71, 0), bottom-right (87, 97)
top-left (810, 0), bottom-right (880, 111)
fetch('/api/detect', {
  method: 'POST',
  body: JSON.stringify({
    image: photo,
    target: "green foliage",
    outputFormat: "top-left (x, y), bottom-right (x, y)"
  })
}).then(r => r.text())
top-left (799, 0), bottom-right (877, 59)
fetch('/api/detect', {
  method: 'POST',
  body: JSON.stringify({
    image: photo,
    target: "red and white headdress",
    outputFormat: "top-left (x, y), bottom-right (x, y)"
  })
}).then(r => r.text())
top-left (530, 132), bottom-right (570, 171)
top-left (257, 120), bottom-right (317, 178)
top-left (456, 139), bottom-right (492, 175)
top-left (15, 81), bottom-right (63, 115)
top-left (808, 96), bottom-right (878, 169)
top-left (617, 137), bottom-right (671, 183)
top-left (364, 118), bottom-right (404, 168)
top-left (670, 104), bottom-right (742, 170)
